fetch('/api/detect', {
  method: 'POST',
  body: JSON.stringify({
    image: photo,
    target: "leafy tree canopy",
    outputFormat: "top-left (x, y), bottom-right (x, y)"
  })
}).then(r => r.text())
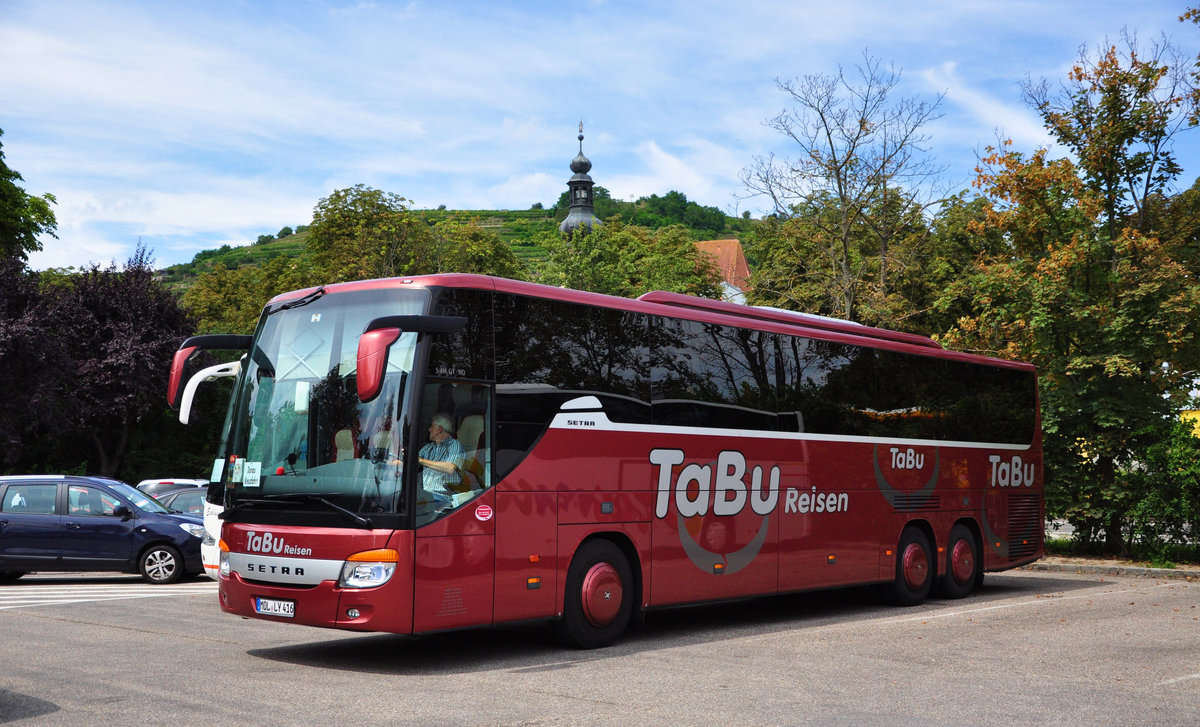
top-left (554, 187), bottom-right (730, 234)
top-left (536, 221), bottom-right (722, 299)
top-left (939, 34), bottom-right (1200, 553)
top-left (0, 128), bottom-right (57, 263)
top-left (740, 51), bottom-right (948, 323)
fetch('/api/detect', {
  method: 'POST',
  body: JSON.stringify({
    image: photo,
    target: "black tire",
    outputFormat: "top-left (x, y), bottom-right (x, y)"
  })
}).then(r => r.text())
top-left (938, 524), bottom-right (980, 599)
top-left (884, 527), bottom-right (933, 606)
top-left (555, 539), bottom-right (634, 649)
top-left (0, 571), bottom-right (26, 583)
top-left (139, 544), bottom-right (184, 584)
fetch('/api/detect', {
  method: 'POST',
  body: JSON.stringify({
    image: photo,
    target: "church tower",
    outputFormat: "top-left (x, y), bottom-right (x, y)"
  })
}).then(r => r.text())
top-left (558, 123), bottom-right (601, 235)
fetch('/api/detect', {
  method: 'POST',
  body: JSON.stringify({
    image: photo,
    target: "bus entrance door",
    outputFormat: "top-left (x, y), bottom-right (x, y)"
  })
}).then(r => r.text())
top-left (412, 489), bottom-right (497, 633)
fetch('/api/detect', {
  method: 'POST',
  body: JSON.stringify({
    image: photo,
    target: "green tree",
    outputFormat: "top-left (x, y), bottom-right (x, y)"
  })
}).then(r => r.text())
top-left (306, 185), bottom-right (434, 282)
top-left (0, 129), bottom-right (57, 263)
top-left (428, 218), bottom-right (525, 280)
top-left (940, 34), bottom-right (1200, 553)
top-left (743, 184), bottom-right (935, 329)
top-left (741, 51), bottom-right (947, 322)
top-left (45, 245), bottom-right (198, 476)
top-left (1021, 32), bottom-right (1193, 238)
top-left (1124, 417), bottom-right (1200, 559)
top-left (899, 193), bottom-right (1007, 334)
top-left (536, 221), bottom-right (721, 299)
top-left (182, 256), bottom-right (317, 335)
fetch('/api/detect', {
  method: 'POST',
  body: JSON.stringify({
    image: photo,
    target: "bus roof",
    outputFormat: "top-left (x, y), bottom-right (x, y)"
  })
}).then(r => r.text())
top-left (268, 273), bottom-right (1031, 371)
top-left (636, 290), bottom-right (942, 350)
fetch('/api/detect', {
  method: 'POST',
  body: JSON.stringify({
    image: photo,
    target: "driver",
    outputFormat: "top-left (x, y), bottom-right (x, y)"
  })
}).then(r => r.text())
top-left (418, 412), bottom-right (464, 503)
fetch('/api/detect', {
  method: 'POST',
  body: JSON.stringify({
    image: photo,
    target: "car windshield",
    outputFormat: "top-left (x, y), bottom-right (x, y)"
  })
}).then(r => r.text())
top-left (110, 482), bottom-right (171, 513)
top-left (224, 287), bottom-right (428, 520)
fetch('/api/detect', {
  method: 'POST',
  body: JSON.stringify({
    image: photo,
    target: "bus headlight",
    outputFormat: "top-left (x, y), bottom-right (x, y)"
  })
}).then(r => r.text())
top-left (218, 539), bottom-right (231, 578)
top-left (339, 548), bottom-right (399, 589)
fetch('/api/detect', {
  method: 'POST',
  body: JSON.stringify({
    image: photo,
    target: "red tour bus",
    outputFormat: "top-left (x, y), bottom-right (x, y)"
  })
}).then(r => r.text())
top-left (170, 274), bottom-right (1042, 648)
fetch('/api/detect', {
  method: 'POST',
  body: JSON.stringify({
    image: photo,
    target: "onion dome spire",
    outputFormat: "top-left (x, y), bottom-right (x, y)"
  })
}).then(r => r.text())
top-left (559, 122), bottom-right (601, 235)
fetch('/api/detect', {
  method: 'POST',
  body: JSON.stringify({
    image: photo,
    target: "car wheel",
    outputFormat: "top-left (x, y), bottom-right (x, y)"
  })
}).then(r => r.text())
top-left (139, 544), bottom-right (184, 584)
top-left (0, 571), bottom-right (26, 584)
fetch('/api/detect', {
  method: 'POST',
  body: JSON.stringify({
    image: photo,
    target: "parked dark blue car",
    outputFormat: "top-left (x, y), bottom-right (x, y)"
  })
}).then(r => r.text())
top-left (0, 475), bottom-right (204, 584)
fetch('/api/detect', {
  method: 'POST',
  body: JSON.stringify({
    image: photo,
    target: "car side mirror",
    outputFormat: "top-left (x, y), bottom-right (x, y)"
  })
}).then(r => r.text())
top-left (113, 505), bottom-right (133, 521)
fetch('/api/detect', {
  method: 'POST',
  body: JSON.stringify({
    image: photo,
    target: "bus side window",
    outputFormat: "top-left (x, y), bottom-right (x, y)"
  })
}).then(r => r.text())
top-left (416, 381), bottom-right (492, 521)
top-left (456, 385), bottom-right (490, 490)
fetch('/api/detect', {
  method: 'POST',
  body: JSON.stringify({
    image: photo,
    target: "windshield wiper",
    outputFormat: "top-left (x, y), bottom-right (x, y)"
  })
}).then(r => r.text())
top-left (286, 494), bottom-right (371, 527)
top-left (264, 286), bottom-right (326, 316)
top-left (222, 492), bottom-right (371, 527)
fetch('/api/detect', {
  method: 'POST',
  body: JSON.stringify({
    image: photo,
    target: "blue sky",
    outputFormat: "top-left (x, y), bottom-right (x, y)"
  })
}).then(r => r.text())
top-left (2, 0), bottom-right (1197, 271)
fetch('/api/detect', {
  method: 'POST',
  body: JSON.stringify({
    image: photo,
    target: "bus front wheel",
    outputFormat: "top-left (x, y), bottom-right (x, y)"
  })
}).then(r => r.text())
top-left (884, 527), bottom-right (933, 606)
top-left (556, 539), bottom-right (633, 649)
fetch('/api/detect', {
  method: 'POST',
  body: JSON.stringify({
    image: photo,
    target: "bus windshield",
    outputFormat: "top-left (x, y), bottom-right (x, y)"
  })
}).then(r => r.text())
top-left (224, 287), bottom-right (430, 521)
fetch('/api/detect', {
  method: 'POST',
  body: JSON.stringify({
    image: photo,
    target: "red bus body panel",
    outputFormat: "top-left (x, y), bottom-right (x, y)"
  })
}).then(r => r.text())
top-left (219, 274), bottom-right (1042, 636)
top-left (219, 525), bottom-right (415, 634)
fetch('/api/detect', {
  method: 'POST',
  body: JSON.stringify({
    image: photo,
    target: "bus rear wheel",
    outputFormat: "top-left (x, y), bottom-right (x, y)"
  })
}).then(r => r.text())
top-left (556, 539), bottom-right (633, 649)
top-left (938, 524), bottom-right (980, 599)
top-left (884, 527), bottom-right (933, 606)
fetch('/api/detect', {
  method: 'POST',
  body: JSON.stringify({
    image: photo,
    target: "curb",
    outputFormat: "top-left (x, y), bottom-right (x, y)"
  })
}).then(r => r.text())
top-left (1022, 560), bottom-right (1200, 581)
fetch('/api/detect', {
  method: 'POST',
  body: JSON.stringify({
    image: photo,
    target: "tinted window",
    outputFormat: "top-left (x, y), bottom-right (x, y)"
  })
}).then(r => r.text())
top-left (165, 490), bottom-right (206, 515)
top-left (774, 337), bottom-right (1036, 444)
top-left (427, 288), bottom-right (494, 381)
top-left (652, 318), bottom-right (779, 431)
top-left (2, 484), bottom-right (58, 514)
top-left (494, 295), bottom-right (649, 477)
top-left (68, 486), bottom-right (122, 516)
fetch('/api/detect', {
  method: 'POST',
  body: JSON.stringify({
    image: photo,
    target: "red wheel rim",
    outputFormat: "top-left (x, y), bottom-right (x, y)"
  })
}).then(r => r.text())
top-left (902, 542), bottom-right (929, 590)
top-left (950, 539), bottom-right (974, 585)
top-left (580, 562), bottom-right (622, 628)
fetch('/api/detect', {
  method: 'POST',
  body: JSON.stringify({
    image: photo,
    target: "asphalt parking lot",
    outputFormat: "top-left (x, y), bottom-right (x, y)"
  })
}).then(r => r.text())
top-left (1, 568), bottom-right (1197, 727)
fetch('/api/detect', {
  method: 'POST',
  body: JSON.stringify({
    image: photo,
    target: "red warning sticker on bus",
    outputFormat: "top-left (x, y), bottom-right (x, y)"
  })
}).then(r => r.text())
top-left (475, 504), bottom-right (494, 521)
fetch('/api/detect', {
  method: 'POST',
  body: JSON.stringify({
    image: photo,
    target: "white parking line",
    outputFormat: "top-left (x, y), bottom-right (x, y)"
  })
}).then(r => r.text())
top-left (0, 582), bottom-right (216, 611)
top-left (1157, 673), bottom-right (1200, 687)
top-left (880, 580), bottom-right (1183, 625)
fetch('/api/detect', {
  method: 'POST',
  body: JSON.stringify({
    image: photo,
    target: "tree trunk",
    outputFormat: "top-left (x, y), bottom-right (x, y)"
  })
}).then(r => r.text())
top-left (1098, 456), bottom-right (1124, 555)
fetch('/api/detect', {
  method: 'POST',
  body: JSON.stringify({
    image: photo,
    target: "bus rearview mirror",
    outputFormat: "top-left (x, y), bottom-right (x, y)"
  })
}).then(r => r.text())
top-left (356, 315), bottom-right (467, 403)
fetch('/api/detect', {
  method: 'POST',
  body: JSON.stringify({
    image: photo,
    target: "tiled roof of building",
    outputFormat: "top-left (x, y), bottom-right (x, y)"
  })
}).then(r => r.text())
top-left (695, 239), bottom-right (751, 292)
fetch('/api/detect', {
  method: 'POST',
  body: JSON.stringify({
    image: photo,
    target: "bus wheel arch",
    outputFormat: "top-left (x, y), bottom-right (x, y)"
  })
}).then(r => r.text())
top-left (938, 520), bottom-right (982, 599)
top-left (884, 523), bottom-right (934, 606)
top-left (556, 535), bottom-right (639, 649)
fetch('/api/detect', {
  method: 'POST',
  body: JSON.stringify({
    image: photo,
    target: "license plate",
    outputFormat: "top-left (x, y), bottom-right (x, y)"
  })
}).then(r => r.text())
top-left (254, 597), bottom-right (295, 618)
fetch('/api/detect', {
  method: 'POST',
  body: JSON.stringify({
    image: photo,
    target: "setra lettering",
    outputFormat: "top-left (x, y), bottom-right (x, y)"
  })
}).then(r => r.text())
top-left (246, 562), bottom-right (306, 576)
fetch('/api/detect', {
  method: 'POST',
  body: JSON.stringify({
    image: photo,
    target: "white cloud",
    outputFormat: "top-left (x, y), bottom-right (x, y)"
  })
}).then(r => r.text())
top-left (921, 62), bottom-right (1056, 152)
top-left (483, 172), bottom-right (561, 210)
top-left (4, 0), bottom-right (1196, 271)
